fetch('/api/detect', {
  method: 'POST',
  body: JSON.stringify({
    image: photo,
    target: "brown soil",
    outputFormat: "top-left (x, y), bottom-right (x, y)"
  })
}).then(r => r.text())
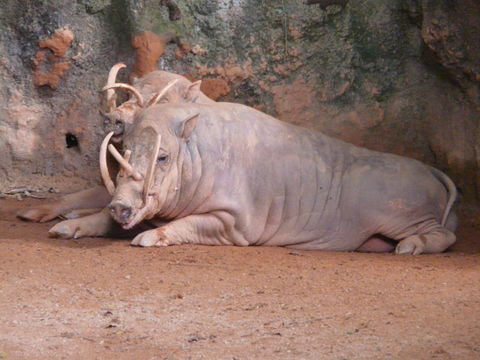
top-left (0, 198), bottom-right (479, 359)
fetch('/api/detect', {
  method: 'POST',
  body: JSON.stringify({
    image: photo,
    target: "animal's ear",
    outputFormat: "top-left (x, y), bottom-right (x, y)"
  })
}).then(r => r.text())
top-left (178, 113), bottom-right (200, 139)
top-left (184, 80), bottom-right (202, 102)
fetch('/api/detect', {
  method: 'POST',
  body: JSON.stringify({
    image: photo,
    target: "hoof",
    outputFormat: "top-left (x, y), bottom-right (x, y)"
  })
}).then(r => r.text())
top-left (48, 221), bottom-right (79, 239)
top-left (131, 229), bottom-right (167, 247)
top-left (395, 236), bottom-right (425, 255)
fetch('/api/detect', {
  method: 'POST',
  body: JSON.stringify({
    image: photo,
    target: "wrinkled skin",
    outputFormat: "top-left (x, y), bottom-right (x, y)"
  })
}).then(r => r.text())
top-left (17, 70), bottom-right (212, 225)
top-left (104, 103), bottom-right (456, 254)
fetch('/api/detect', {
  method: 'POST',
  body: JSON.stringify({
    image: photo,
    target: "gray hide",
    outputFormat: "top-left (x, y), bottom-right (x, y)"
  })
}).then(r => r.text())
top-left (109, 103), bottom-right (457, 254)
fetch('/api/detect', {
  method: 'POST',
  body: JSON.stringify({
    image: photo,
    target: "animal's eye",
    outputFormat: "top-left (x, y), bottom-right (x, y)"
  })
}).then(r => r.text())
top-left (159, 98), bottom-right (168, 104)
top-left (157, 155), bottom-right (169, 164)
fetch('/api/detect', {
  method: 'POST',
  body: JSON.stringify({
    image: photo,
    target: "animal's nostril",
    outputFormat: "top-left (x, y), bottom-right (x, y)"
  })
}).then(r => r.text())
top-left (108, 202), bottom-right (132, 221)
top-left (121, 207), bottom-right (131, 219)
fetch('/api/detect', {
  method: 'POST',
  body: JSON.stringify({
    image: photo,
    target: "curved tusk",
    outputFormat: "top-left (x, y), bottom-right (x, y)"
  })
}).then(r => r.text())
top-left (120, 150), bottom-right (132, 177)
top-left (102, 83), bottom-right (145, 108)
top-left (108, 144), bottom-right (143, 181)
top-left (106, 63), bottom-right (127, 111)
top-left (143, 133), bottom-right (162, 204)
top-left (99, 131), bottom-right (116, 196)
top-left (147, 79), bottom-right (179, 107)
top-left (123, 149), bottom-right (132, 162)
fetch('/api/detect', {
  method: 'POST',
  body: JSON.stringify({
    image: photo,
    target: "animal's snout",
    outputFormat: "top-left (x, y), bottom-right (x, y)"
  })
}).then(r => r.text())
top-left (102, 114), bottom-right (124, 138)
top-left (108, 201), bottom-right (133, 223)
top-left (113, 120), bottom-right (125, 135)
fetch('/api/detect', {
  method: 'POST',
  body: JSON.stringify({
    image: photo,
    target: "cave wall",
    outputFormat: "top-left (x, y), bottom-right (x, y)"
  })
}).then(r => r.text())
top-left (0, 0), bottom-right (479, 202)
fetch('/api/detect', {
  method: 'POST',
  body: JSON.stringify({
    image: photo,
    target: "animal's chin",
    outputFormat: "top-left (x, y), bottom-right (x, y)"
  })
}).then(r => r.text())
top-left (120, 203), bottom-right (150, 230)
top-left (121, 214), bottom-right (141, 230)
top-left (121, 219), bottom-right (136, 230)
top-left (110, 134), bottom-right (123, 143)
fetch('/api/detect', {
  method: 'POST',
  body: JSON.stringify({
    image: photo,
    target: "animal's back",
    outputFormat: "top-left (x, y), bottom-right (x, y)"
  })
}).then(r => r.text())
top-left (185, 103), bottom-right (349, 248)
top-left (150, 103), bottom-right (457, 253)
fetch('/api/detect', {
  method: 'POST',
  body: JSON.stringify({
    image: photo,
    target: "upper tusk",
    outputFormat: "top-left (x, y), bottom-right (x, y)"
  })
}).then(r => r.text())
top-left (147, 79), bottom-right (179, 107)
top-left (102, 83), bottom-right (145, 108)
top-left (120, 149), bottom-right (132, 177)
top-left (143, 133), bottom-right (162, 204)
top-left (108, 144), bottom-right (143, 181)
top-left (99, 131), bottom-right (116, 196)
top-left (123, 149), bottom-right (132, 162)
top-left (105, 63), bottom-right (127, 111)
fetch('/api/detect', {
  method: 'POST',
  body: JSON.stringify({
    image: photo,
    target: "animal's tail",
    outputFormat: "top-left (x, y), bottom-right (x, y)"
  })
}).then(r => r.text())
top-left (429, 167), bottom-right (457, 227)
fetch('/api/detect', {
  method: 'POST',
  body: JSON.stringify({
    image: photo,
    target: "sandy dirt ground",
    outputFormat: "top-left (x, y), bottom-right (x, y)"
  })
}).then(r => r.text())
top-left (0, 197), bottom-right (479, 360)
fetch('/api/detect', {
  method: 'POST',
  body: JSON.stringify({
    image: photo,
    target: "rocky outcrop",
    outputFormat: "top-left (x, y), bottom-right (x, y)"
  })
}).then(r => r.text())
top-left (0, 0), bottom-right (478, 203)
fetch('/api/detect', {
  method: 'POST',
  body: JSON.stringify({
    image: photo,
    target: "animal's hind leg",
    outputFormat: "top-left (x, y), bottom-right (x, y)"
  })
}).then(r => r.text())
top-left (395, 227), bottom-right (456, 255)
top-left (357, 235), bottom-right (396, 253)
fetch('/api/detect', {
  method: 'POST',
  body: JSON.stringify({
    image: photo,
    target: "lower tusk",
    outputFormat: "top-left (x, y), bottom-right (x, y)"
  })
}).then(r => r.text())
top-left (108, 144), bottom-right (143, 181)
top-left (105, 63), bottom-right (127, 112)
top-left (99, 132), bottom-right (116, 196)
top-left (143, 133), bottom-right (162, 204)
top-left (119, 150), bottom-right (132, 177)
top-left (102, 83), bottom-right (145, 108)
top-left (147, 79), bottom-right (179, 107)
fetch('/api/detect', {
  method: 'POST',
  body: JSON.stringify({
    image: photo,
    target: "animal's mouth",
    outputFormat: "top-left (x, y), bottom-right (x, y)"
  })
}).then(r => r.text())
top-left (121, 218), bottom-right (137, 230)
top-left (110, 134), bottom-right (123, 143)
top-left (119, 205), bottom-right (149, 230)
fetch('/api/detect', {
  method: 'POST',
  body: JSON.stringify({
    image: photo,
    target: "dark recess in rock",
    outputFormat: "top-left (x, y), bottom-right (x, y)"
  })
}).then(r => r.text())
top-left (161, 0), bottom-right (181, 21)
top-left (306, 0), bottom-right (349, 10)
top-left (65, 133), bottom-right (79, 148)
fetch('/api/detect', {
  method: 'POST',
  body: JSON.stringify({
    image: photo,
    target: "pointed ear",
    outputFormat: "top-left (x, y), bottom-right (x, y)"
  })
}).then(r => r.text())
top-left (184, 80), bottom-right (202, 102)
top-left (178, 113), bottom-right (200, 139)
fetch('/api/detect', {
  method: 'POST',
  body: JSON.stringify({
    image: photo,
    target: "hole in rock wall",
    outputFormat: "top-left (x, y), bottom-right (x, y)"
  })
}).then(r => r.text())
top-left (65, 133), bottom-right (79, 148)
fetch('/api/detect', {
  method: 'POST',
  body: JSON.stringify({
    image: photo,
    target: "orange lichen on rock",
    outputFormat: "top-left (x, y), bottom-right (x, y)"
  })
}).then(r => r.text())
top-left (33, 54), bottom-right (71, 89)
top-left (33, 27), bottom-right (74, 89)
top-left (223, 60), bottom-right (253, 83)
top-left (131, 31), bottom-right (170, 79)
top-left (191, 44), bottom-right (208, 55)
top-left (271, 77), bottom-right (317, 125)
top-left (273, 64), bottom-right (289, 77)
top-left (198, 58), bottom-right (253, 84)
top-left (175, 41), bottom-right (191, 59)
top-left (39, 27), bottom-right (74, 57)
top-left (182, 74), bottom-right (231, 100)
top-left (200, 78), bottom-right (230, 100)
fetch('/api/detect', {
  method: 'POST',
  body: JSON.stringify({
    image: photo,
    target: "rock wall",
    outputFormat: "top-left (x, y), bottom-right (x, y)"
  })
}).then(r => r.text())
top-left (0, 0), bottom-right (479, 202)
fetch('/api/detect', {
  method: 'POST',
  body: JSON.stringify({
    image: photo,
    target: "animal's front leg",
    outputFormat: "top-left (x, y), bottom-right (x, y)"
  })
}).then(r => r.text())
top-left (48, 208), bottom-right (116, 239)
top-left (131, 213), bottom-right (235, 247)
